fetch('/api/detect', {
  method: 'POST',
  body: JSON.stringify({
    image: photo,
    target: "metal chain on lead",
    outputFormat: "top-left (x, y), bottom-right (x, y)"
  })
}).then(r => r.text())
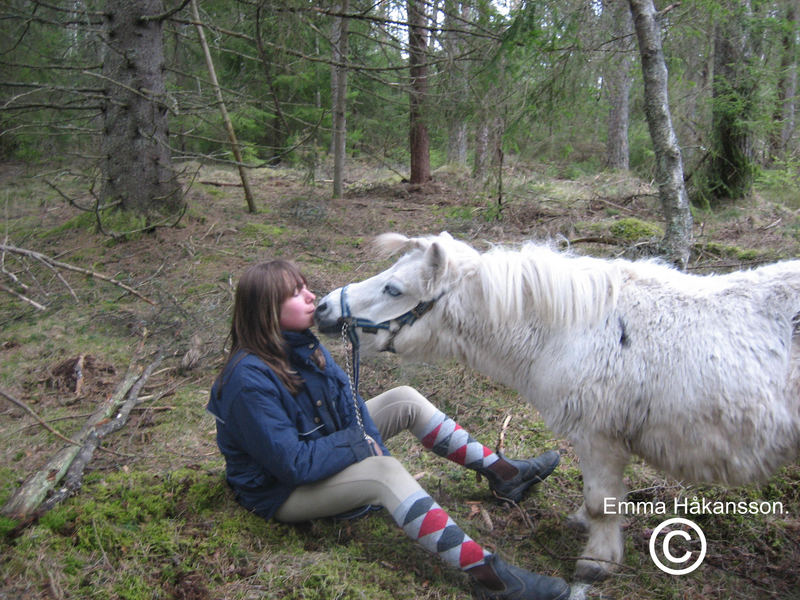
top-left (341, 321), bottom-right (367, 437)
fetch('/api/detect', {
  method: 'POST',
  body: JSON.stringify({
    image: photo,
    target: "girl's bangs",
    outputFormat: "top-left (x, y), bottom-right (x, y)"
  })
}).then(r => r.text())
top-left (277, 263), bottom-right (306, 297)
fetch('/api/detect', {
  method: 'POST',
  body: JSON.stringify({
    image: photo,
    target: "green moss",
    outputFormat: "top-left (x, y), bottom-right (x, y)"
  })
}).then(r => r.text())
top-left (113, 572), bottom-right (154, 600)
top-left (40, 208), bottom-right (152, 241)
top-left (700, 241), bottom-right (764, 261)
top-left (608, 217), bottom-right (663, 241)
top-left (239, 222), bottom-right (287, 245)
top-left (0, 514), bottom-right (18, 538)
top-left (40, 210), bottom-right (97, 237)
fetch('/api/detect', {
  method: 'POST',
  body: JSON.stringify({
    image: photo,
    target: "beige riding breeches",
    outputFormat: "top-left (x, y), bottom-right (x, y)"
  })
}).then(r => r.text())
top-left (273, 385), bottom-right (438, 522)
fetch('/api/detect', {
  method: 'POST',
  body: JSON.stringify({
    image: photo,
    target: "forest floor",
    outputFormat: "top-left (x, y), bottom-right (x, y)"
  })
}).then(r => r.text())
top-left (1, 159), bottom-right (800, 600)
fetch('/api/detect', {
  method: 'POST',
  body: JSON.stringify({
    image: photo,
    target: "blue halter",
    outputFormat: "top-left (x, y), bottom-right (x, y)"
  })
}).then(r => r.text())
top-left (339, 284), bottom-right (441, 355)
top-left (338, 284), bottom-right (442, 442)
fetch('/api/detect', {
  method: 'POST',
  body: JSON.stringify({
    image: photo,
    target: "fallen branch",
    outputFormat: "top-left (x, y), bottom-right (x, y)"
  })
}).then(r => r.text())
top-left (0, 243), bottom-right (156, 306)
top-left (0, 281), bottom-right (46, 311)
top-left (37, 355), bottom-right (163, 515)
top-left (0, 387), bottom-right (77, 447)
top-left (1, 355), bottom-right (161, 521)
top-left (73, 354), bottom-right (85, 397)
top-left (198, 179), bottom-right (243, 187)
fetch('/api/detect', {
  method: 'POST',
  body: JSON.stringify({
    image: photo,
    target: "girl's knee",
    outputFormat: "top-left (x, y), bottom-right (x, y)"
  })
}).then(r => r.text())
top-left (362, 455), bottom-right (407, 480)
top-left (359, 456), bottom-right (422, 509)
top-left (387, 385), bottom-right (425, 402)
top-left (361, 456), bottom-right (419, 490)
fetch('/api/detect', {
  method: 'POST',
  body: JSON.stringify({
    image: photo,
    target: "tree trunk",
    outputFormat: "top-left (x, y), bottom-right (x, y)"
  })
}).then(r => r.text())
top-left (408, 0), bottom-right (431, 184)
top-left (190, 0), bottom-right (256, 213)
top-left (331, 0), bottom-right (349, 198)
top-left (775, 1), bottom-right (797, 158)
top-left (254, 4), bottom-right (291, 165)
top-left (707, 0), bottom-right (756, 200)
top-left (628, 0), bottom-right (693, 268)
top-left (473, 119), bottom-right (489, 180)
top-left (444, 0), bottom-right (469, 167)
top-left (100, 0), bottom-right (183, 216)
top-left (604, 1), bottom-right (634, 171)
top-left (448, 123), bottom-right (468, 166)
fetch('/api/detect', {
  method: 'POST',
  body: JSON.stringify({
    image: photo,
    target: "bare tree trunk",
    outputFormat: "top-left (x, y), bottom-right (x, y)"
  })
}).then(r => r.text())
top-left (473, 118), bottom-right (489, 180)
top-left (604, 1), bottom-right (634, 171)
top-left (331, 0), bottom-right (349, 198)
top-left (408, 0), bottom-right (431, 184)
top-left (448, 123), bottom-right (468, 166)
top-left (190, 0), bottom-right (256, 213)
top-left (775, 1), bottom-right (797, 157)
top-left (254, 5), bottom-right (291, 165)
top-left (707, 0), bottom-right (756, 200)
top-left (100, 0), bottom-right (183, 217)
top-left (444, 0), bottom-right (469, 167)
top-left (629, 0), bottom-right (693, 268)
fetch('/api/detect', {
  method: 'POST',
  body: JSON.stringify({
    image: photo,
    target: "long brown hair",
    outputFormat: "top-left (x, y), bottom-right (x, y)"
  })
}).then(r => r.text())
top-left (220, 260), bottom-right (314, 393)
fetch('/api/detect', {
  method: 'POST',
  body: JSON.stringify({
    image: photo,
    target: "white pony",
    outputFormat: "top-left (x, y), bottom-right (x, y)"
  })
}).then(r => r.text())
top-left (314, 232), bottom-right (800, 582)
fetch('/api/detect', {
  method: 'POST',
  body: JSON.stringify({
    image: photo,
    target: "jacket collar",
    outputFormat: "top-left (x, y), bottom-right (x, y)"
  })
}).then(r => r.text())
top-left (282, 329), bottom-right (320, 363)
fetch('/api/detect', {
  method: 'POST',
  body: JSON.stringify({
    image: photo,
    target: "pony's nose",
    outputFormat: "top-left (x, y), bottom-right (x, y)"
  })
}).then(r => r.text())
top-left (314, 302), bottom-right (328, 319)
top-left (314, 301), bottom-right (343, 335)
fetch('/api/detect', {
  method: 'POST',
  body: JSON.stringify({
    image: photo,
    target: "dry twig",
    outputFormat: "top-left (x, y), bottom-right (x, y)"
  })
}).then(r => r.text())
top-left (496, 413), bottom-right (512, 455)
top-left (0, 387), bottom-right (78, 447)
top-left (0, 243), bottom-right (156, 306)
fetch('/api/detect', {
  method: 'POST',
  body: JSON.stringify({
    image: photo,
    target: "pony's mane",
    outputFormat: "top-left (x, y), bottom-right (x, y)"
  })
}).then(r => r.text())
top-left (476, 243), bottom-right (624, 328)
top-left (372, 233), bottom-right (627, 328)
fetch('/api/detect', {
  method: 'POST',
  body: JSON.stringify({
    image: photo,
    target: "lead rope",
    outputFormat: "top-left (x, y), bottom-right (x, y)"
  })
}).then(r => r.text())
top-left (341, 321), bottom-right (367, 439)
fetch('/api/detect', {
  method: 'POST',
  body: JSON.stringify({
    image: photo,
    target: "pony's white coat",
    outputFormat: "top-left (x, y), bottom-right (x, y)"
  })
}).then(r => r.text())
top-left (315, 232), bottom-right (800, 581)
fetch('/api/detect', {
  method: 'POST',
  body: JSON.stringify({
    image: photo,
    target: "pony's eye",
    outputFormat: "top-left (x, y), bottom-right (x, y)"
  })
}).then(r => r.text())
top-left (383, 284), bottom-right (402, 297)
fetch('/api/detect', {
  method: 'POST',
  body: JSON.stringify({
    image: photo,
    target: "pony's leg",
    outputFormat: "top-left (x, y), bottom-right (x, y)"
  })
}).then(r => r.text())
top-left (571, 436), bottom-right (629, 582)
top-left (566, 502), bottom-right (590, 533)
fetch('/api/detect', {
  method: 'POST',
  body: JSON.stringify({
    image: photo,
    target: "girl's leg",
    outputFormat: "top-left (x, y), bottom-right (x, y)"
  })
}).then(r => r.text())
top-left (274, 456), bottom-right (568, 600)
top-left (275, 457), bottom-right (487, 570)
top-left (366, 386), bottom-right (560, 503)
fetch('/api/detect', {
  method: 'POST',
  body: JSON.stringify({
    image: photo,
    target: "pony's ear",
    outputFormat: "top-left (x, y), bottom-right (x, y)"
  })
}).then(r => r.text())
top-left (372, 232), bottom-right (411, 258)
top-left (422, 241), bottom-right (448, 290)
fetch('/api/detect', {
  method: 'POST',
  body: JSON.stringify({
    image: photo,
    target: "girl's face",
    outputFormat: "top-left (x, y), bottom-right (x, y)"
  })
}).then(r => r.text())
top-left (279, 284), bottom-right (316, 331)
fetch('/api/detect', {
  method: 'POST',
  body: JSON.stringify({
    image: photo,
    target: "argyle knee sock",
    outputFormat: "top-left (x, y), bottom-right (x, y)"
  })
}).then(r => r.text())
top-left (418, 410), bottom-right (519, 480)
top-left (392, 489), bottom-right (489, 571)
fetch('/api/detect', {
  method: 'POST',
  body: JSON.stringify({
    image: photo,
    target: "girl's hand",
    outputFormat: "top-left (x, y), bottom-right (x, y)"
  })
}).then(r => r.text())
top-left (365, 435), bottom-right (383, 456)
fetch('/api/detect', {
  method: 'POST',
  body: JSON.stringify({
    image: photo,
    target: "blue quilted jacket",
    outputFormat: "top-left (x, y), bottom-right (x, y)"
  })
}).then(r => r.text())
top-left (207, 330), bottom-right (388, 519)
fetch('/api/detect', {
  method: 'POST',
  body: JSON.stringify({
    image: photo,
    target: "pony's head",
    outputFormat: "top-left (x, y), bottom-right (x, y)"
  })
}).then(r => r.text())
top-left (314, 232), bottom-right (478, 355)
top-left (316, 231), bottom-right (623, 356)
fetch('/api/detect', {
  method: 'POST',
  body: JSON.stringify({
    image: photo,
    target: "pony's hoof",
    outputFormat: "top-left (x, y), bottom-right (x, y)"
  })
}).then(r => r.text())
top-left (574, 559), bottom-right (611, 583)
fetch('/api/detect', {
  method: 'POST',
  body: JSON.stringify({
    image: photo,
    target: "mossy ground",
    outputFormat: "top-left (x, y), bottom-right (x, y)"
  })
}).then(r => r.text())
top-left (1, 160), bottom-right (799, 599)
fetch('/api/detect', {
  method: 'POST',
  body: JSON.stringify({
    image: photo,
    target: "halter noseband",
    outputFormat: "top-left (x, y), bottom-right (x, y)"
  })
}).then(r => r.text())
top-left (339, 284), bottom-right (441, 354)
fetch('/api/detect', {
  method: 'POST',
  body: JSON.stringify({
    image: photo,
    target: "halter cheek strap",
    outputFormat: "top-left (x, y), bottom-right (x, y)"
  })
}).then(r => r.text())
top-left (339, 284), bottom-right (442, 353)
top-left (340, 284), bottom-right (390, 344)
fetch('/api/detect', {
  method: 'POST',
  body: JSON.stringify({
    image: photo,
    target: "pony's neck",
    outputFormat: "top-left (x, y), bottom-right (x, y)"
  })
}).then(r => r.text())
top-left (433, 285), bottom-right (541, 391)
top-left (410, 245), bottom-right (623, 390)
